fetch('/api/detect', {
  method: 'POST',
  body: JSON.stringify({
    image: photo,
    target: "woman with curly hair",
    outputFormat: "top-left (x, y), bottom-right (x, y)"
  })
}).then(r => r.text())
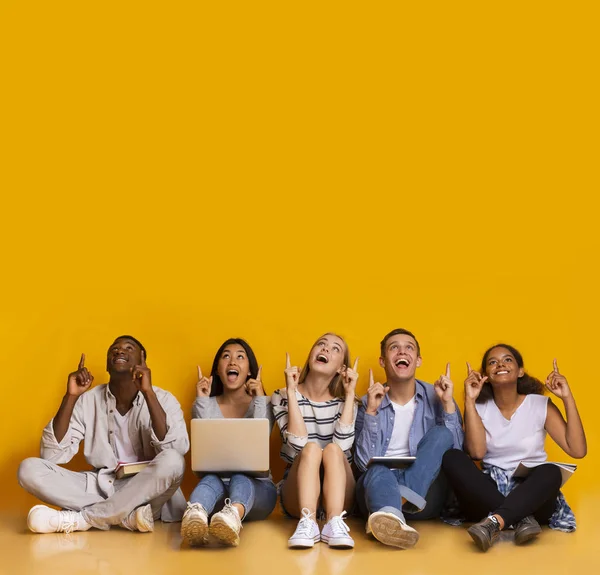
top-left (442, 344), bottom-right (586, 551)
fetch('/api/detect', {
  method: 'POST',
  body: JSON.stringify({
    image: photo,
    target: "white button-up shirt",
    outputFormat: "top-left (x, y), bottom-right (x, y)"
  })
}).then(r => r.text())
top-left (41, 384), bottom-right (189, 520)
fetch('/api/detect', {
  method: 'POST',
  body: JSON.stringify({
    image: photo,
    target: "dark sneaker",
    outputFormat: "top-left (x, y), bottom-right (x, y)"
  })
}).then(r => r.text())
top-left (467, 516), bottom-right (501, 552)
top-left (514, 515), bottom-right (541, 545)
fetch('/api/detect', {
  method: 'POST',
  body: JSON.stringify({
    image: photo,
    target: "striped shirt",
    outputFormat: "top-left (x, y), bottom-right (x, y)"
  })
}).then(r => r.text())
top-left (271, 388), bottom-right (357, 464)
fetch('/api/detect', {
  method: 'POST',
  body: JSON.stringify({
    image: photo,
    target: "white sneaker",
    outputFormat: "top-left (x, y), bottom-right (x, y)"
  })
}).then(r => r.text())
top-left (209, 499), bottom-right (242, 546)
top-left (181, 502), bottom-right (209, 546)
top-left (27, 505), bottom-right (92, 534)
top-left (321, 511), bottom-right (354, 548)
top-left (368, 511), bottom-right (419, 549)
top-left (288, 508), bottom-right (321, 548)
top-left (120, 504), bottom-right (154, 532)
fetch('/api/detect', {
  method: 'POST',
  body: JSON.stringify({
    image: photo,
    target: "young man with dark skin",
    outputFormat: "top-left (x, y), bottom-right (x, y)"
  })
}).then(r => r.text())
top-left (354, 328), bottom-right (463, 549)
top-left (18, 336), bottom-right (189, 533)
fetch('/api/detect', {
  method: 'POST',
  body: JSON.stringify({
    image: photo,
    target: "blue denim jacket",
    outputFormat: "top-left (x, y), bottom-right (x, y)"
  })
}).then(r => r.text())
top-left (354, 379), bottom-right (464, 473)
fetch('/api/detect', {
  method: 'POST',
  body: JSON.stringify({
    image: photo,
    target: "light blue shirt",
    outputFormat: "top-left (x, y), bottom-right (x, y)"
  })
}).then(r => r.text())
top-left (354, 379), bottom-right (464, 473)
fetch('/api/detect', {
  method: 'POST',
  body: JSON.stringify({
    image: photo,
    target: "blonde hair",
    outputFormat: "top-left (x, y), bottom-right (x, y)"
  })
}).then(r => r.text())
top-left (298, 333), bottom-right (351, 399)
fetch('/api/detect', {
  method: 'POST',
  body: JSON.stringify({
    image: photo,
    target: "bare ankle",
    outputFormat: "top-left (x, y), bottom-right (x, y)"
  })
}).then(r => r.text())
top-left (231, 503), bottom-right (245, 518)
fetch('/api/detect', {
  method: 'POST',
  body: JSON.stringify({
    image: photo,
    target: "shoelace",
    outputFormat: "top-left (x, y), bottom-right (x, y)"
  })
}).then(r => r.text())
top-left (59, 511), bottom-right (79, 534)
top-left (221, 498), bottom-right (242, 528)
top-left (294, 508), bottom-right (316, 538)
top-left (329, 511), bottom-right (350, 535)
top-left (483, 517), bottom-right (500, 536)
top-left (186, 502), bottom-right (206, 513)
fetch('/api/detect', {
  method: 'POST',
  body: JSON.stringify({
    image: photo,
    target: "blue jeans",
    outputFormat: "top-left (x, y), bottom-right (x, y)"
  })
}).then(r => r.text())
top-left (190, 474), bottom-right (277, 521)
top-left (356, 425), bottom-right (453, 521)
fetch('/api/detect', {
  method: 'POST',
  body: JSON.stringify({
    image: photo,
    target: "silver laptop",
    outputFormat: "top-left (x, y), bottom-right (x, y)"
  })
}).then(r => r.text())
top-left (191, 419), bottom-right (270, 477)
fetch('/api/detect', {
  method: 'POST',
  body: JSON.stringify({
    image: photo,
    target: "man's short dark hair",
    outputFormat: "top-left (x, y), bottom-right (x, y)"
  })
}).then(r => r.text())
top-left (110, 335), bottom-right (147, 358)
top-left (380, 329), bottom-right (420, 357)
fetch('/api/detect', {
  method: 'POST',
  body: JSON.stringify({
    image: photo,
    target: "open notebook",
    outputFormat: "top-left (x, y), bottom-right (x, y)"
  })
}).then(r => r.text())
top-left (511, 461), bottom-right (577, 488)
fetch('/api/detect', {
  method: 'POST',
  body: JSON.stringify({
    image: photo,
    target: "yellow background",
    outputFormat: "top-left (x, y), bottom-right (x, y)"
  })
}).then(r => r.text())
top-left (0, 1), bottom-right (598, 512)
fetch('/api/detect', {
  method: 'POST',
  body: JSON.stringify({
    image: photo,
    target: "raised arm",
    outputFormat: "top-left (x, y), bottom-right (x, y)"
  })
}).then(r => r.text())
top-left (544, 359), bottom-right (587, 458)
top-left (192, 365), bottom-right (213, 419)
top-left (463, 363), bottom-right (488, 459)
top-left (338, 358), bottom-right (359, 426)
top-left (53, 353), bottom-right (93, 442)
top-left (283, 353), bottom-right (308, 439)
top-left (354, 369), bottom-right (388, 472)
top-left (433, 362), bottom-right (464, 448)
top-left (132, 351), bottom-right (167, 441)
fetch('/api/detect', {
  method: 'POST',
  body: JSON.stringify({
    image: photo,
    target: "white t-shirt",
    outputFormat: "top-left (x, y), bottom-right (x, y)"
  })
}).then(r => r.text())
top-left (384, 396), bottom-right (416, 457)
top-left (113, 410), bottom-right (139, 463)
top-left (475, 394), bottom-right (548, 472)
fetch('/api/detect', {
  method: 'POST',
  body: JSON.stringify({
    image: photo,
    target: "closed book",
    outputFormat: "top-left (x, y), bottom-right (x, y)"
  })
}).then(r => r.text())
top-left (115, 460), bottom-right (151, 479)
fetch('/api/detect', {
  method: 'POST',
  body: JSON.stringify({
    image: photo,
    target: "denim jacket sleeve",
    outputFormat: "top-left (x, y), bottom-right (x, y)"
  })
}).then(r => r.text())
top-left (354, 399), bottom-right (382, 473)
top-left (436, 398), bottom-right (464, 450)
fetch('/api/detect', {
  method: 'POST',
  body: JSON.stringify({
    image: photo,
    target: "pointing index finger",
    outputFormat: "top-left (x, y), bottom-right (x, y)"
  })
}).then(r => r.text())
top-left (553, 358), bottom-right (559, 373)
top-left (369, 369), bottom-right (374, 387)
top-left (197, 365), bottom-right (203, 380)
top-left (286, 353), bottom-right (291, 369)
top-left (141, 350), bottom-right (147, 366)
top-left (466, 362), bottom-right (472, 374)
top-left (353, 357), bottom-right (359, 371)
top-left (257, 365), bottom-right (263, 381)
top-left (445, 362), bottom-right (451, 378)
top-left (78, 353), bottom-right (85, 370)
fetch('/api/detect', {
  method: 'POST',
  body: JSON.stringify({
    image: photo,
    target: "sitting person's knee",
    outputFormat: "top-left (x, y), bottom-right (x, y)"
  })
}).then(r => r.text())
top-left (432, 425), bottom-right (454, 450)
top-left (154, 449), bottom-right (185, 478)
top-left (442, 448), bottom-right (465, 469)
top-left (17, 457), bottom-right (43, 488)
top-left (364, 463), bottom-right (389, 480)
top-left (300, 442), bottom-right (323, 460)
top-left (537, 463), bottom-right (563, 489)
top-left (322, 443), bottom-right (344, 464)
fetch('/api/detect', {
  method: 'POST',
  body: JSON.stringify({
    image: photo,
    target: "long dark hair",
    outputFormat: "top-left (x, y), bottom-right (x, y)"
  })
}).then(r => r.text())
top-left (209, 338), bottom-right (260, 397)
top-left (477, 343), bottom-right (544, 403)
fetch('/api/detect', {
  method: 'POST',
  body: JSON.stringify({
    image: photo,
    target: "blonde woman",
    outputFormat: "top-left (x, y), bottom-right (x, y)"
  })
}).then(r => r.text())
top-left (271, 333), bottom-right (358, 549)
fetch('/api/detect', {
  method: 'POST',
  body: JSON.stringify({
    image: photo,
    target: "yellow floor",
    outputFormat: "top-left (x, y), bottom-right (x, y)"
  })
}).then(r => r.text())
top-left (3, 496), bottom-right (600, 575)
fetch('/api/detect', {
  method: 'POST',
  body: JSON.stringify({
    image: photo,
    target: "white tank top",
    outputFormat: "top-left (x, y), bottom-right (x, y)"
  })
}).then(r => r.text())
top-left (475, 394), bottom-right (548, 472)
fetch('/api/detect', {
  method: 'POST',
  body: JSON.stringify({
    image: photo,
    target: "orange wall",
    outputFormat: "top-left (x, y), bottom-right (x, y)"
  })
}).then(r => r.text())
top-left (0, 1), bottom-right (598, 512)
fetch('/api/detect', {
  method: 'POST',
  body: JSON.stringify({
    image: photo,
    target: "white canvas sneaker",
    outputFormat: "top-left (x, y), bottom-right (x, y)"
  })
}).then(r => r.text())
top-left (181, 502), bottom-right (209, 546)
top-left (120, 504), bottom-right (154, 532)
top-left (367, 510), bottom-right (419, 549)
top-left (27, 505), bottom-right (92, 534)
top-left (209, 499), bottom-right (242, 546)
top-left (321, 511), bottom-right (354, 548)
top-left (288, 508), bottom-right (321, 548)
